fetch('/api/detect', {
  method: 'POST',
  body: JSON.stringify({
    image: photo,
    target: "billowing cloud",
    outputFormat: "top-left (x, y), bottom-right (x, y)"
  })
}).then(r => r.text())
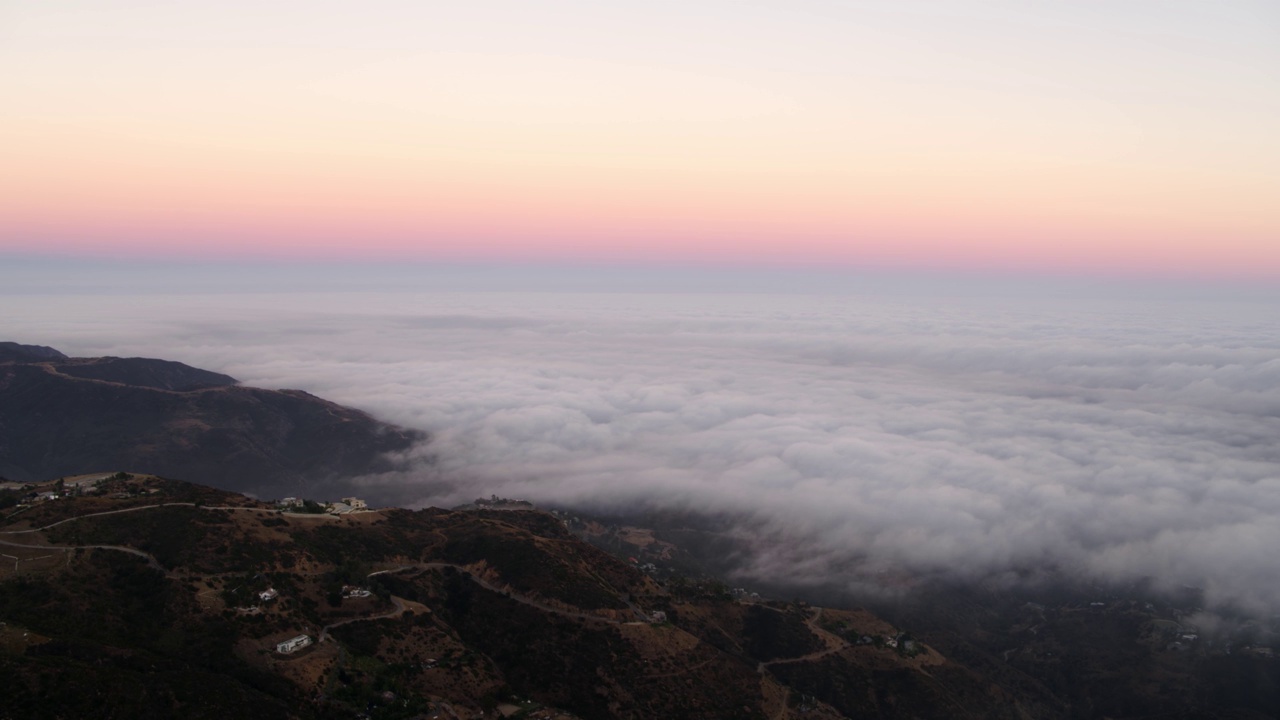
top-left (5, 285), bottom-right (1280, 615)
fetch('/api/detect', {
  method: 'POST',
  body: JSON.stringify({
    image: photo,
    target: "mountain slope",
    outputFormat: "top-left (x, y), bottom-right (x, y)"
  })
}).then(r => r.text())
top-left (52, 355), bottom-right (238, 391)
top-left (0, 344), bottom-right (423, 497)
top-left (0, 341), bottom-right (67, 363)
top-left (0, 475), bottom-right (1062, 720)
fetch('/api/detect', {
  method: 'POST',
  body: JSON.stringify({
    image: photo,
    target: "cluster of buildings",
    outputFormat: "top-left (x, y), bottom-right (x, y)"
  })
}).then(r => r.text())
top-left (326, 497), bottom-right (368, 514)
top-left (277, 496), bottom-right (370, 515)
top-left (342, 585), bottom-right (372, 599)
top-left (853, 633), bottom-right (918, 653)
top-left (6, 474), bottom-right (118, 504)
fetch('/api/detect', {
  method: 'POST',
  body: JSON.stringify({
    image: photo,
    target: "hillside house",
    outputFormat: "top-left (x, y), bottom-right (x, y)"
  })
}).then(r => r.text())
top-left (275, 635), bottom-right (312, 654)
top-left (278, 497), bottom-right (302, 508)
top-left (342, 585), bottom-right (372, 599)
top-left (340, 497), bottom-right (367, 510)
top-left (259, 588), bottom-right (279, 602)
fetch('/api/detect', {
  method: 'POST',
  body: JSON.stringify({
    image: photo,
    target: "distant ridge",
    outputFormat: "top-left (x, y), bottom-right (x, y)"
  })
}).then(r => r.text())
top-left (0, 342), bottom-right (424, 497)
top-left (54, 356), bottom-right (238, 391)
top-left (0, 341), bottom-right (67, 363)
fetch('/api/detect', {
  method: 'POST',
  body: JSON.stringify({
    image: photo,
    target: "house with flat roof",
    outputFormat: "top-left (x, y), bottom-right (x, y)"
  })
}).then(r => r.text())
top-left (275, 634), bottom-right (312, 654)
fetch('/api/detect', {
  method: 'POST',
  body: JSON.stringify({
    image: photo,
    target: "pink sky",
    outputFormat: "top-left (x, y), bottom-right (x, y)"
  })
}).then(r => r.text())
top-left (2, 2), bottom-right (1277, 278)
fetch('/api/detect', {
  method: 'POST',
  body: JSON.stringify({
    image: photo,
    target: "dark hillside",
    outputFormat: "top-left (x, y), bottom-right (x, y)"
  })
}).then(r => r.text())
top-left (54, 356), bottom-right (238, 391)
top-left (0, 475), bottom-right (1061, 720)
top-left (0, 341), bottom-right (66, 363)
top-left (0, 344), bottom-right (422, 498)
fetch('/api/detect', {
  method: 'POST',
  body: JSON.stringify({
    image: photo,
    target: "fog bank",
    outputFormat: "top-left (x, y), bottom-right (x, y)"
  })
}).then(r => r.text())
top-left (5, 283), bottom-right (1279, 614)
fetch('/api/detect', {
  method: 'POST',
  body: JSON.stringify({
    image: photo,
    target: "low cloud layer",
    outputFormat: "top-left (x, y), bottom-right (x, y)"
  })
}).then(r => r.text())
top-left (6, 287), bottom-right (1280, 614)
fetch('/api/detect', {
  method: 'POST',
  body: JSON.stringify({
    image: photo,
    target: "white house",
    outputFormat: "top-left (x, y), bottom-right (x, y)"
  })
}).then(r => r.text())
top-left (341, 497), bottom-right (368, 510)
top-left (276, 635), bottom-right (312, 654)
top-left (342, 585), bottom-right (372, 599)
top-left (259, 588), bottom-right (279, 602)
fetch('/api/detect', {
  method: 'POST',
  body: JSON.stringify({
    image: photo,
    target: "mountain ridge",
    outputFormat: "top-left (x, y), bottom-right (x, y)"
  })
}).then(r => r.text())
top-left (0, 342), bottom-right (423, 497)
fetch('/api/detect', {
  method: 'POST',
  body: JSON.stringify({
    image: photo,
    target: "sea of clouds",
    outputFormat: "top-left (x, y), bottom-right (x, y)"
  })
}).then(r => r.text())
top-left (5, 280), bottom-right (1280, 615)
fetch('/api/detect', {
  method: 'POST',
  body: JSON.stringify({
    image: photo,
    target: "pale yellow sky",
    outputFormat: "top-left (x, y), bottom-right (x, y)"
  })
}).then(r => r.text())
top-left (2, 1), bottom-right (1277, 274)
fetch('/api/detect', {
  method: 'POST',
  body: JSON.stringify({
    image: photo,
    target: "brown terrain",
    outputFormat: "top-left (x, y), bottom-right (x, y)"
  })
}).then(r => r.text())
top-left (0, 473), bottom-right (1050, 720)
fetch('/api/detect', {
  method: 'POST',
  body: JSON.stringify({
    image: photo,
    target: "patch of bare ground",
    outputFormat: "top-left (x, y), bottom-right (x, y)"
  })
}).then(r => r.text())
top-left (615, 526), bottom-right (678, 559)
top-left (0, 543), bottom-right (67, 579)
top-left (615, 620), bottom-right (701, 658)
top-left (0, 622), bottom-right (50, 655)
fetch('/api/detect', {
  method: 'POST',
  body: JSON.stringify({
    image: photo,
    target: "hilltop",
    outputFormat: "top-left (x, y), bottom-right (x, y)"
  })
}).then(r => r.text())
top-left (0, 474), bottom-right (1057, 720)
top-left (0, 343), bottom-right (423, 498)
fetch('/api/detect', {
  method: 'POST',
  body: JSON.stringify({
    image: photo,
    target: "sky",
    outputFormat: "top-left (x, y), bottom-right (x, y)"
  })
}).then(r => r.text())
top-left (5, 287), bottom-right (1280, 618)
top-left (2, 2), bottom-right (1280, 622)
top-left (2, 1), bottom-right (1279, 278)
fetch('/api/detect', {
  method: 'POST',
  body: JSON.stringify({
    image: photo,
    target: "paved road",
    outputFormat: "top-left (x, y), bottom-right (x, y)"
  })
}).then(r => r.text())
top-left (0, 503), bottom-right (291, 570)
top-left (0, 502), bottom-right (348, 536)
top-left (1, 500), bottom-right (870, 720)
top-left (757, 607), bottom-right (852, 673)
top-left (0, 503), bottom-right (194, 534)
top-left (319, 596), bottom-right (408, 642)
top-left (0, 536), bottom-right (165, 572)
top-left (371, 563), bottom-right (627, 625)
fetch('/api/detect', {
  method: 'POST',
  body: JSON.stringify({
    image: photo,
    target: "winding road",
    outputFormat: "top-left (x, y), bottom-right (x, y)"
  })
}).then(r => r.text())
top-left (0, 502), bottom-right (328, 536)
top-left (0, 502), bottom-right (339, 572)
top-left (756, 607), bottom-right (853, 673)
top-left (369, 563), bottom-right (631, 625)
top-left (0, 502), bottom-right (195, 534)
top-left (319, 596), bottom-right (408, 642)
top-left (0, 536), bottom-right (165, 572)
top-left (2, 499), bottom-right (869, 705)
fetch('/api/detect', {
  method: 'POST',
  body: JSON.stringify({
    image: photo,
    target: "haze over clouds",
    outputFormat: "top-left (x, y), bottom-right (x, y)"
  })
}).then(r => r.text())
top-left (5, 280), bottom-right (1279, 615)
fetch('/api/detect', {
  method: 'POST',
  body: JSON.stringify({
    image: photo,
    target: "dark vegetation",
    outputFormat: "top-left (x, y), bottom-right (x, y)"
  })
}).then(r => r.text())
top-left (431, 567), bottom-right (770, 719)
top-left (53, 356), bottom-right (237, 391)
top-left (741, 604), bottom-right (825, 662)
top-left (0, 341), bottom-right (66, 363)
top-left (2, 473), bottom-right (1277, 719)
top-left (0, 552), bottom-right (302, 719)
top-left (0, 344), bottom-right (423, 497)
top-left (869, 581), bottom-right (1280, 720)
